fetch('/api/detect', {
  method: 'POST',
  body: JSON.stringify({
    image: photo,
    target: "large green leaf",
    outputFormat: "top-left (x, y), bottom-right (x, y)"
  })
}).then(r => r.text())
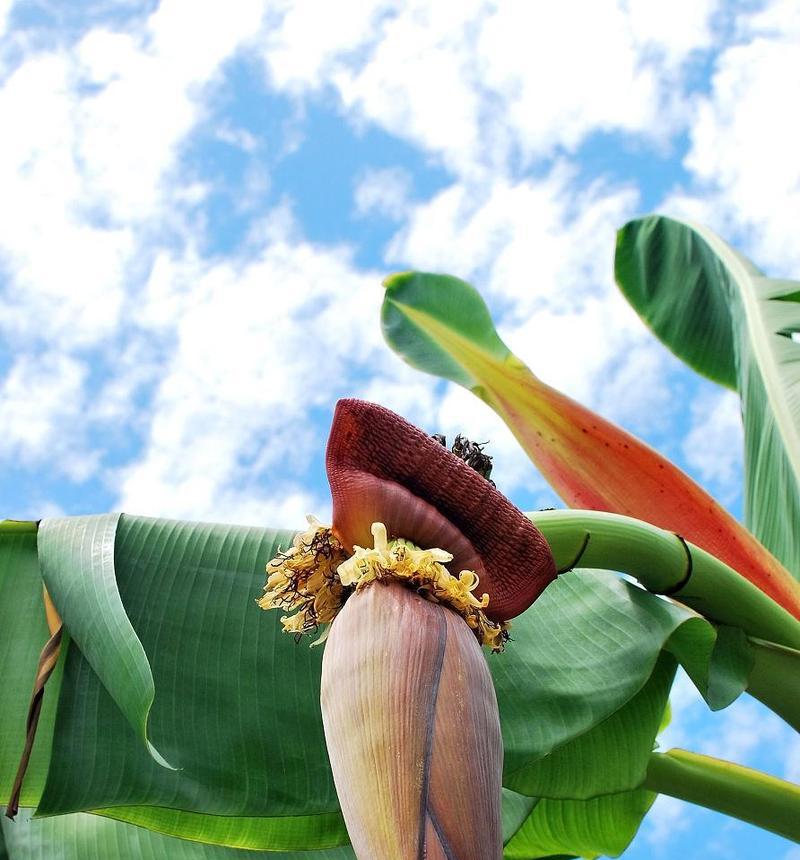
top-left (34, 515), bottom-right (346, 851)
top-left (0, 516), bottom-right (751, 855)
top-left (0, 804), bottom-right (578, 860)
top-left (0, 800), bottom-right (632, 860)
top-left (503, 789), bottom-right (655, 859)
top-left (495, 569), bottom-right (750, 799)
top-left (381, 272), bottom-right (800, 617)
top-left (615, 215), bottom-right (800, 580)
top-left (1, 809), bottom-right (354, 860)
top-left (502, 789), bottom-right (539, 844)
top-left (505, 654), bottom-right (674, 800)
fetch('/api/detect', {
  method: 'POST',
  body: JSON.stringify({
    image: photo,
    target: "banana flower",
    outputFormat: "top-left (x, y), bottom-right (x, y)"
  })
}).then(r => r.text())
top-left (259, 398), bottom-right (556, 859)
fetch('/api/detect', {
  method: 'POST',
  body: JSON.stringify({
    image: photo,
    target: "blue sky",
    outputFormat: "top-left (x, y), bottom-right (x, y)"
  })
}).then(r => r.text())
top-left (1, 0), bottom-right (798, 856)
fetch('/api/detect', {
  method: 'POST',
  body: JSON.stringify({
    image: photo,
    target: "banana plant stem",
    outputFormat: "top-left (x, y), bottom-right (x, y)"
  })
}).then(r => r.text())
top-left (644, 749), bottom-right (800, 843)
top-left (745, 638), bottom-right (800, 732)
top-left (528, 509), bottom-right (800, 650)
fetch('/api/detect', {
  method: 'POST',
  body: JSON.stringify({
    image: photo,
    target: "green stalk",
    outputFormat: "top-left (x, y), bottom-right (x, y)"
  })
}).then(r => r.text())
top-left (528, 509), bottom-right (800, 650)
top-left (745, 639), bottom-right (800, 732)
top-left (644, 749), bottom-right (800, 843)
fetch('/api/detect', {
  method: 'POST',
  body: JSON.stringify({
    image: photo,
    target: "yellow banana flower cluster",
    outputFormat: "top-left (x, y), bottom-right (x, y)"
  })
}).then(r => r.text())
top-left (259, 517), bottom-right (510, 652)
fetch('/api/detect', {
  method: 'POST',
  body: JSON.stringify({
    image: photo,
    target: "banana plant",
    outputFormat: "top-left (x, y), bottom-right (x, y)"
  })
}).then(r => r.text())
top-left (380, 215), bottom-right (800, 844)
top-left (1, 215), bottom-right (799, 858)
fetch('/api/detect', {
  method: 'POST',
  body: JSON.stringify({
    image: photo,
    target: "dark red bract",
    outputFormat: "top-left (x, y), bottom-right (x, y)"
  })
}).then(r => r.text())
top-left (326, 398), bottom-right (557, 621)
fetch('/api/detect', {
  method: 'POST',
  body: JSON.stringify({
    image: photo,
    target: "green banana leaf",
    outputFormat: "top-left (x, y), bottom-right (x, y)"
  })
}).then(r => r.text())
top-left (1, 809), bottom-right (354, 860)
top-left (0, 516), bottom-right (750, 857)
top-left (34, 516), bottom-right (346, 851)
top-left (504, 790), bottom-right (655, 859)
top-left (0, 804), bottom-right (589, 860)
top-left (505, 655), bottom-right (674, 800)
top-left (497, 567), bottom-right (751, 799)
top-left (615, 215), bottom-right (800, 580)
top-left (0, 795), bottom-right (543, 860)
top-left (380, 272), bottom-right (800, 618)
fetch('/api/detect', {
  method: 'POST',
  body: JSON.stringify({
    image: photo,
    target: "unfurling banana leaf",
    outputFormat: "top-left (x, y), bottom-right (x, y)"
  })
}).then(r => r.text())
top-left (381, 272), bottom-right (800, 618)
top-left (615, 215), bottom-right (800, 581)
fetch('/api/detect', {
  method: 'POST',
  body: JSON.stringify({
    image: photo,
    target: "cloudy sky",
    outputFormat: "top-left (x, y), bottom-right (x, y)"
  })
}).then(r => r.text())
top-left (1, 0), bottom-right (798, 856)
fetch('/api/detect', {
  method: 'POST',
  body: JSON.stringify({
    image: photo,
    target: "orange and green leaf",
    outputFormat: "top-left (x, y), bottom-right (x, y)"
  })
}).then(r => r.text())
top-left (381, 272), bottom-right (800, 619)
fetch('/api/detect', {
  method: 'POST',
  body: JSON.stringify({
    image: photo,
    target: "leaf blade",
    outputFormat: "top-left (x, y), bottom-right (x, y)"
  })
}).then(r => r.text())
top-left (504, 653), bottom-right (675, 800)
top-left (503, 789), bottom-right (655, 859)
top-left (35, 515), bottom-right (343, 850)
top-left (2, 809), bottom-right (355, 859)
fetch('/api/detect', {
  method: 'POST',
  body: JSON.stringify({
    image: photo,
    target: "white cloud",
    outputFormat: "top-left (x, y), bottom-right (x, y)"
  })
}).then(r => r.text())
top-left (75, 0), bottom-right (266, 223)
top-left (216, 124), bottom-right (260, 153)
top-left (355, 359), bottom-right (440, 429)
top-left (0, 0), bottom-right (13, 39)
top-left (262, 0), bottom-right (391, 93)
top-left (331, 1), bottom-right (488, 176)
top-left (0, 1), bottom-right (271, 484)
top-left (682, 387), bottom-right (743, 503)
top-left (595, 340), bottom-right (677, 434)
top-left (474, 1), bottom-right (688, 160)
top-left (264, 0), bottom-right (720, 175)
top-left (699, 697), bottom-right (786, 765)
top-left (0, 353), bottom-right (96, 480)
top-left (674, 0), bottom-right (800, 273)
top-left (625, 0), bottom-right (719, 64)
top-left (354, 166), bottom-right (412, 221)
top-left (114, 212), bottom-right (393, 525)
top-left (0, 52), bottom-right (133, 348)
top-left (386, 167), bottom-right (636, 309)
top-left (644, 794), bottom-right (693, 848)
top-left (0, 0), bottom-right (270, 347)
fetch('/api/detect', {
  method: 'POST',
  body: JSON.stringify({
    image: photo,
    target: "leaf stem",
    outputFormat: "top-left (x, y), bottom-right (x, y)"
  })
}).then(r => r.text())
top-left (644, 749), bottom-right (800, 843)
top-left (745, 638), bottom-right (800, 732)
top-left (528, 509), bottom-right (800, 650)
